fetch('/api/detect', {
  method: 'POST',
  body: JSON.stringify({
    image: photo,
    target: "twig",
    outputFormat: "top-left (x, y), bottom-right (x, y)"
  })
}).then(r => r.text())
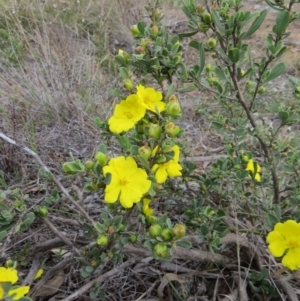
top-left (60, 257), bottom-right (140, 301)
top-left (42, 218), bottom-right (82, 258)
top-left (125, 243), bottom-right (230, 264)
top-left (22, 254), bottom-right (43, 286)
top-left (134, 280), bottom-right (158, 301)
top-left (0, 132), bottom-right (94, 223)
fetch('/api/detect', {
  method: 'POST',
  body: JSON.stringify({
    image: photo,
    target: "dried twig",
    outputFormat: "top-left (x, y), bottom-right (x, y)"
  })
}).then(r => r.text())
top-left (60, 257), bottom-right (140, 301)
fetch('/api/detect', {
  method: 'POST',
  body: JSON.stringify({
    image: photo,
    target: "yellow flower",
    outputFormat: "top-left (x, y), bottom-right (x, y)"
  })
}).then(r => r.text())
top-left (267, 220), bottom-right (300, 270)
top-left (34, 268), bottom-right (44, 280)
top-left (103, 156), bottom-right (151, 208)
top-left (0, 267), bottom-right (30, 300)
top-left (142, 198), bottom-right (153, 216)
top-left (8, 286), bottom-right (30, 300)
top-left (152, 145), bottom-right (182, 184)
top-left (136, 85), bottom-right (165, 113)
top-left (245, 159), bottom-right (261, 181)
top-left (108, 94), bottom-right (146, 133)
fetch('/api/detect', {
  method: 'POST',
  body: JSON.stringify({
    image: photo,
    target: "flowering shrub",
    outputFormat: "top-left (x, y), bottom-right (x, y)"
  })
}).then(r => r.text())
top-left (57, 0), bottom-right (300, 298)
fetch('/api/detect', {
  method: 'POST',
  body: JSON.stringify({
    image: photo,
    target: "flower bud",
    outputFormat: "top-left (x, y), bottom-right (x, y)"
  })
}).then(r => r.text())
top-left (207, 37), bottom-right (217, 49)
top-left (258, 86), bottom-right (266, 94)
top-left (153, 8), bottom-right (162, 18)
top-left (154, 243), bottom-right (169, 258)
top-left (94, 152), bottom-right (108, 166)
top-left (205, 63), bottom-right (213, 72)
top-left (156, 154), bottom-right (167, 164)
top-left (149, 123), bottom-right (162, 139)
top-left (38, 206), bottom-right (48, 218)
top-left (161, 229), bottom-right (172, 241)
top-left (118, 224), bottom-right (125, 232)
top-left (198, 22), bottom-right (210, 33)
top-left (161, 145), bottom-right (173, 153)
top-left (166, 97), bottom-right (181, 117)
top-left (165, 122), bottom-right (181, 137)
top-left (107, 226), bottom-right (115, 235)
top-left (138, 145), bottom-right (152, 160)
top-left (246, 81), bottom-right (255, 88)
top-left (151, 25), bottom-right (159, 36)
top-left (171, 224), bottom-right (186, 239)
top-left (123, 78), bottom-right (133, 90)
top-left (239, 69), bottom-right (245, 77)
top-left (6, 260), bottom-right (14, 268)
top-left (295, 85), bottom-right (300, 93)
top-left (85, 159), bottom-right (94, 171)
top-left (129, 234), bottom-right (138, 243)
top-left (131, 24), bottom-right (140, 37)
top-left (203, 12), bottom-right (212, 24)
top-left (149, 224), bottom-right (162, 237)
top-left (118, 49), bottom-right (130, 62)
top-left (196, 5), bottom-right (204, 14)
top-left (146, 215), bottom-right (158, 225)
top-left (242, 155), bottom-right (250, 163)
top-left (136, 46), bottom-right (145, 54)
top-left (97, 235), bottom-right (109, 246)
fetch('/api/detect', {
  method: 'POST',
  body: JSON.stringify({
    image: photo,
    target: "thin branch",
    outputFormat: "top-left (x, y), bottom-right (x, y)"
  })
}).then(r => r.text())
top-left (60, 257), bottom-right (140, 301)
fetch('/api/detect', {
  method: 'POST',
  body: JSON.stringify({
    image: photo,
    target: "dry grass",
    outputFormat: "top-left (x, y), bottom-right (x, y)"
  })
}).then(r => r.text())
top-left (0, 0), bottom-right (147, 182)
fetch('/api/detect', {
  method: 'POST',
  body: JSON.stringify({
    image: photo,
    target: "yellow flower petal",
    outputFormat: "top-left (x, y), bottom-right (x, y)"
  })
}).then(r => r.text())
top-left (34, 269), bottom-right (44, 280)
top-left (153, 164), bottom-right (168, 184)
top-left (8, 285), bottom-right (30, 300)
top-left (103, 156), bottom-right (151, 208)
top-left (267, 220), bottom-right (300, 270)
top-left (0, 267), bottom-right (18, 284)
top-left (136, 85), bottom-right (165, 113)
top-left (245, 159), bottom-right (261, 181)
top-left (282, 247), bottom-right (300, 270)
top-left (142, 199), bottom-right (153, 216)
top-left (266, 231), bottom-right (287, 257)
top-left (166, 162), bottom-right (182, 177)
top-left (108, 94), bottom-right (146, 133)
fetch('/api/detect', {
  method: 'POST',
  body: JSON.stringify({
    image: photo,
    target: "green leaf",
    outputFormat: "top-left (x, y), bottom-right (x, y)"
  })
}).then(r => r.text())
top-left (0, 230), bottom-right (7, 241)
top-left (103, 172), bottom-right (111, 185)
top-left (94, 222), bottom-right (104, 233)
top-left (178, 30), bottom-right (199, 38)
top-left (211, 9), bottom-right (225, 32)
top-left (176, 240), bottom-right (192, 249)
top-left (119, 67), bottom-right (129, 79)
top-left (273, 10), bottom-right (289, 36)
top-left (165, 83), bottom-right (176, 100)
top-left (137, 155), bottom-right (150, 170)
top-left (137, 21), bottom-right (146, 35)
top-left (98, 144), bottom-right (107, 154)
top-left (241, 10), bottom-right (267, 40)
top-left (265, 213), bottom-right (279, 230)
top-left (278, 111), bottom-right (289, 123)
top-left (113, 216), bottom-right (123, 229)
top-left (228, 48), bottom-right (240, 63)
top-left (189, 41), bottom-right (205, 76)
top-left (263, 62), bottom-right (286, 84)
top-left (212, 122), bottom-right (223, 129)
top-left (178, 84), bottom-right (197, 93)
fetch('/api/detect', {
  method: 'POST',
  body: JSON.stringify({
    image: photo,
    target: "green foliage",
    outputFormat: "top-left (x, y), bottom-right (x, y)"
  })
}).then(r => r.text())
top-left (0, 189), bottom-right (35, 241)
top-left (0, 27), bottom-right (26, 66)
